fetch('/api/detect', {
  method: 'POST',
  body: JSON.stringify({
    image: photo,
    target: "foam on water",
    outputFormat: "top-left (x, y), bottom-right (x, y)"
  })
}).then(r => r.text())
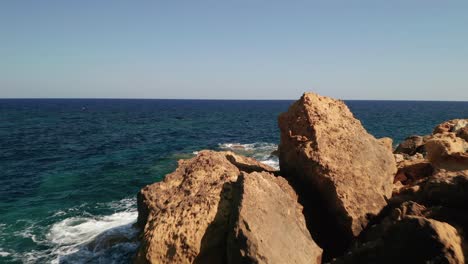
top-left (6, 198), bottom-right (140, 264)
top-left (48, 198), bottom-right (139, 263)
top-left (0, 250), bottom-right (10, 257)
top-left (47, 211), bottom-right (137, 245)
top-left (218, 142), bottom-right (279, 170)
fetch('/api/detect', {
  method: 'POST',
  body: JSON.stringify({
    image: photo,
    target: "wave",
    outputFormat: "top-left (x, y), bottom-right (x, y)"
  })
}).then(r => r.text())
top-left (0, 249), bottom-right (10, 257)
top-left (7, 198), bottom-right (139, 264)
top-left (218, 142), bottom-right (279, 170)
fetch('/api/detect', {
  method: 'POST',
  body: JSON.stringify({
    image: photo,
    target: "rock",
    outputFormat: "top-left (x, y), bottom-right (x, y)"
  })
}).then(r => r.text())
top-left (394, 135), bottom-right (429, 155)
top-left (270, 149), bottom-right (279, 157)
top-left (377, 170), bottom-right (468, 262)
top-left (379, 137), bottom-right (394, 152)
top-left (393, 153), bottom-right (405, 163)
top-left (135, 150), bottom-right (276, 264)
top-left (394, 153), bottom-right (425, 165)
top-left (416, 170), bottom-right (468, 208)
top-left (228, 171), bottom-right (322, 264)
top-left (394, 159), bottom-right (434, 185)
top-left (433, 119), bottom-right (468, 134)
top-left (225, 152), bottom-right (278, 174)
top-left (278, 92), bottom-right (397, 255)
top-left (333, 216), bottom-right (464, 264)
top-left (457, 127), bottom-right (468, 141)
top-left (425, 133), bottom-right (468, 171)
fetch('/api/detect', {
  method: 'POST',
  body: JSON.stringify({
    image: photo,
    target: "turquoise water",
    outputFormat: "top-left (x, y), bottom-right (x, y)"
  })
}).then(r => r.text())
top-left (1, 99), bottom-right (467, 263)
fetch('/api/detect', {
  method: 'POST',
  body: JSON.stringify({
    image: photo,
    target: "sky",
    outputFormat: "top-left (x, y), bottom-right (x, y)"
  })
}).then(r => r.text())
top-left (1, 0), bottom-right (467, 100)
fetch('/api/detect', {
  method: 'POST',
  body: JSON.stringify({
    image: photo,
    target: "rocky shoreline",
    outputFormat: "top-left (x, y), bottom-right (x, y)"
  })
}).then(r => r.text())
top-left (134, 93), bottom-right (467, 264)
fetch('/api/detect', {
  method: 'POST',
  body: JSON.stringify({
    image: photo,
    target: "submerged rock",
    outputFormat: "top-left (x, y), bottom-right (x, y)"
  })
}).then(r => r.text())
top-left (278, 92), bottom-right (397, 255)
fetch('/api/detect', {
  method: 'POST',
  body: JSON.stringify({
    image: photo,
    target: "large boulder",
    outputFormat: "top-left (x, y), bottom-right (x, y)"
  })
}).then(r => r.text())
top-left (425, 133), bottom-right (468, 171)
top-left (135, 150), bottom-right (321, 264)
top-left (278, 93), bottom-right (397, 253)
top-left (228, 171), bottom-right (322, 264)
top-left (135, 151), bottom-right (275, 264)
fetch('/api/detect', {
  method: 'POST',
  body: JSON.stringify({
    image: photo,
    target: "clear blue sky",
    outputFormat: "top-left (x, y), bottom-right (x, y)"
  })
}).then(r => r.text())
top-left (1, 0), bottom-right (467, 100)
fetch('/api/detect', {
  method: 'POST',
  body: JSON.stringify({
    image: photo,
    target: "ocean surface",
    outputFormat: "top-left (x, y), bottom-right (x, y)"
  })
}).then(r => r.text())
top-left (1, 99), bottom-right (467, 263)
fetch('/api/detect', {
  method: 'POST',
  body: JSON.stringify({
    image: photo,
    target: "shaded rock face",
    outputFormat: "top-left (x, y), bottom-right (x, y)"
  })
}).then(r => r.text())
top-left (228, 171), bottom-right (322, 264)
top-left (394, 159), bottom-right (434, 185)
top-left (369, 171), bottom-right (468, 263)
top-left (458, 127), bottom-right (468, 141)
top-left (394, 135), bottom-right (429, 156)
top-left (333, 216), bottom-right (464, 264)
top-left (136, 150), bottom-right (321, 264)
top-left (136, 151), bottom-right (244, 264)
top-left (278, 92), bottom-right (397, 255)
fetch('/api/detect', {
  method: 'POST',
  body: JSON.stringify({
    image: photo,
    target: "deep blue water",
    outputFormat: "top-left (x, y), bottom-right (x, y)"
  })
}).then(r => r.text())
top-left (0, 99), bottom-right (467, 263)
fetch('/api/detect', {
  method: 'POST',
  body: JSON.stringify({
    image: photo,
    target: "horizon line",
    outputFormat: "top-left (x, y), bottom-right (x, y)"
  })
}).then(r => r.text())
top-left (1, 97), bottom-right (468, 102)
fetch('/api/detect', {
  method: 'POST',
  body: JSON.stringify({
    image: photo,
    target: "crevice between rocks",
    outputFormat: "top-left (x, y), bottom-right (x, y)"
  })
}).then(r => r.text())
top-left (193, 176), bottom-right (243, 264)
top-left (281, 156), bottom-right (353, 263)
top-left (226, 154), bottom-right (274, 174)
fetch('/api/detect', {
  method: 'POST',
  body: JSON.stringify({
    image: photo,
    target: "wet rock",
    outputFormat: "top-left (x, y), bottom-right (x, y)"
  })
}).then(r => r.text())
top-left (278, 92), bottom-right (397, 255)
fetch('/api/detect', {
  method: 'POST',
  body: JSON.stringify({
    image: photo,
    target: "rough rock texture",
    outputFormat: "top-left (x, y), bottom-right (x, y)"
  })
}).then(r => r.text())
top-left (425, 133), bottom-right (468, 171)
top-left (228, 171), bottom-right (322, 264)
top-left (378, 168), bottom-right (468, 262)
top-left (136, 150), bottom-right (321, 264)
top-left (458, 127), bottom-right (468, 141)
top-left (135, 150), bottom-right (277, 264)
top-left (278, 92), bottom-right (397, 254)
top-left (433, 119), bottom-right (468, 134)
top-left (394, 158), bottom-right (434, 185)
top-left (394, 135), bottom-right (429, 155)
top-left (332, 216), bottom-right (464, 264)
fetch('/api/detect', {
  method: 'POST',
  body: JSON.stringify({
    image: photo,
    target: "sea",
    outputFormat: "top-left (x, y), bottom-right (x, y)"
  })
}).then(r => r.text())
top-left (1, 99), bottom-right (467, 263)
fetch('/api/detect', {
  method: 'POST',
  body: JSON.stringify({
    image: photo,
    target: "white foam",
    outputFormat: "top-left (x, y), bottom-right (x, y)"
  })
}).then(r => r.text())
top-left (47, 211), bottom-right (137, 246)
top-left (219, 143), bottom-right (256, 151)
top-left (218, 142), bottom-right (279, 169)
top-left (14, 222), bottom-right (40, 243)
top-left (0, 249), bottom-right (10, 257)
top-left (260, 158), bottom-right (280, 170)
top-left (6, 198), bottom-right (140, 263)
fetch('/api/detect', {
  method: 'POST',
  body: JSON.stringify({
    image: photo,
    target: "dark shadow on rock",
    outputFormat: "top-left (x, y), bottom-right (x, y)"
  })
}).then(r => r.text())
top-left (284, 173), bottom-right (353, 262)
top-left (194, 181), bottom-right (239, 264)
top-left (226, 154), bottom-right (274, 173)
top-left (136, 190), bottom-right (149, 229)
